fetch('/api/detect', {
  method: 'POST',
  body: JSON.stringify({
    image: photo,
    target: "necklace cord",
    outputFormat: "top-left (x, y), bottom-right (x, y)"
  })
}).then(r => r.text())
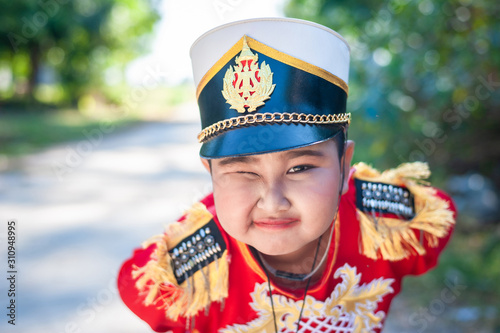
top-left (294, 234), bottom-right (322, 332)
top-left (261, 231), bottom-right (322, 333)
top-left (264, 268), bottom-right (279, 333)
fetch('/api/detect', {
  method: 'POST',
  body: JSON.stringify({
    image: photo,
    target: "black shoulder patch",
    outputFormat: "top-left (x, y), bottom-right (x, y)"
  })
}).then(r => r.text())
top-left (355, 178), bottom-right (415, 220)
top-left (169, 219), bottom-right (226, 285)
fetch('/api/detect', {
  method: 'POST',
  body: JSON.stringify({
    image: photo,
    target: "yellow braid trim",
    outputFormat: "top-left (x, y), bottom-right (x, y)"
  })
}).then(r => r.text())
top-left (353, 162), bottom-right (455, 261)
top-left (132, 203), bottom-right (229, 320)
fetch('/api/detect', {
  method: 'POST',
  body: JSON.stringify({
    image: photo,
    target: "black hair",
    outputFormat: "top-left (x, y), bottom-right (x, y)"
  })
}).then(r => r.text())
top-left (329, 124), bottom-right (348, 160)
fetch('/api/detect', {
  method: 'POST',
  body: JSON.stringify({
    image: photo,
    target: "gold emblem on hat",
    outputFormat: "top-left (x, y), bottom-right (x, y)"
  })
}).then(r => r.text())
top-left (222, 36), bottom-right (276, 113)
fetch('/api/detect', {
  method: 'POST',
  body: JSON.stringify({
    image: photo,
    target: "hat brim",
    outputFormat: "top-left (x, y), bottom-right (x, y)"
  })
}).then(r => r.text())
top-left (200, 123), bottom-right (344, 158)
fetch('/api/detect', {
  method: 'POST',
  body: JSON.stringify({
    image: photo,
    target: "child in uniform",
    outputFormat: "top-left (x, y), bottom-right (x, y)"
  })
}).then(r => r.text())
top-left (118, 18), bottom-right (456, 333)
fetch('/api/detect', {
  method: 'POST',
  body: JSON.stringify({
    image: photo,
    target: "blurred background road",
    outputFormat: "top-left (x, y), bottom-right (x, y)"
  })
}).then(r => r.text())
top-left (0, 102), bottom-right (213, 333)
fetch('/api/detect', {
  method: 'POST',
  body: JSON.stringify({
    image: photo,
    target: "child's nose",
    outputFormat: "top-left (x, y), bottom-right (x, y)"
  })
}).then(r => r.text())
top-left (256, 181), bottom-right (291, 213)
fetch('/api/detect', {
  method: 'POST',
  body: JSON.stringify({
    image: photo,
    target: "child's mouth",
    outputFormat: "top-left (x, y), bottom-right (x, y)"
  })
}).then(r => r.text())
top-left (253, 218), bottom-right (299, 230)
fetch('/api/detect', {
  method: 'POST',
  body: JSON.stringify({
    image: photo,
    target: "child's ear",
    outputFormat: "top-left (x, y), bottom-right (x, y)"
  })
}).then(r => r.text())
top-left (341, 140), bottom-right (355, 195)
top-left (200, 158), bottom-right (211, 173)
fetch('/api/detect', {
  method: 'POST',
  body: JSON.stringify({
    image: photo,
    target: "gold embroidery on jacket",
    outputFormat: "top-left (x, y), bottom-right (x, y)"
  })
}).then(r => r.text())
top-left (220, 263), bottom-right (394, 333)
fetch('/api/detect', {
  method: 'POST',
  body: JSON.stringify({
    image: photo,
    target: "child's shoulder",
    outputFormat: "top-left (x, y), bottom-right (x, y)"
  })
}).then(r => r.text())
top-left (347, 161), bottom-right (456, 263)
top-left (120, 196), bottom-right (229, 322)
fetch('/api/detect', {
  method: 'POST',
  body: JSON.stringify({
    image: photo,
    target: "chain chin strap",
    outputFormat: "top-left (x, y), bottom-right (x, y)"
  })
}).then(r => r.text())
top-left (198, 112), bottom-right (351, 143)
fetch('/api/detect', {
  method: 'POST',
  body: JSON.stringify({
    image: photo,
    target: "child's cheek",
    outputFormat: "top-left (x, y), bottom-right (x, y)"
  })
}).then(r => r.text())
top-left (213, 178), bottom-right (254, 208)
top-left (211, 173), bottom-right (233, 190)
top-left (293, 170), bottom-right (339, 198)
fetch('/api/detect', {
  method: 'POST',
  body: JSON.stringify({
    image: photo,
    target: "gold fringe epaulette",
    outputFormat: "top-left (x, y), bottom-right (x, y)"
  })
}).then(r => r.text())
top-left (132, 202), bottom-right (229, 320)
top-left (353, 162), bottom-right (455, 261)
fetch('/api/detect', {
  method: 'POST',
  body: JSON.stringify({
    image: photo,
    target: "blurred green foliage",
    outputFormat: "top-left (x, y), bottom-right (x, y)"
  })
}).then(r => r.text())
top-left (396, 228), bottom-right (500, 330)
top-left (285, 0), bottom-right (500, 330)
top-left (0, 84), bottom-right (194, 156)
top-left (285, 0), bottom-right (500, 188)
top-left (0, 0), bottom-right (160, 105)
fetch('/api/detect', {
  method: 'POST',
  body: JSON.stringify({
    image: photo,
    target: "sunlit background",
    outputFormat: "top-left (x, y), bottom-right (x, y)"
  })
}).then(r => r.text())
top-left (0, 0), bottom-right (499, 332)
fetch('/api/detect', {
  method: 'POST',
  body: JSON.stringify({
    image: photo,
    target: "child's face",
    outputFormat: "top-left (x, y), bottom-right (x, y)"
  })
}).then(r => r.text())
top-left (202, 139), bottom-right (354, 257)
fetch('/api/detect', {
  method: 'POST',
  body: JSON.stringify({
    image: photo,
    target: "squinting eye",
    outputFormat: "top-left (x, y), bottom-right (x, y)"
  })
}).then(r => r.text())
top-left (236, 171), bottom-right (259, 177)
top-left (288, 165), bottom-right (313, 173)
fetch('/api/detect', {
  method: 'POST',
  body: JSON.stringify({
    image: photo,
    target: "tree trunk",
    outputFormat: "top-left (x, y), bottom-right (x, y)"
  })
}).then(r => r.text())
top-left (27, 43), bottom-right (40, 102)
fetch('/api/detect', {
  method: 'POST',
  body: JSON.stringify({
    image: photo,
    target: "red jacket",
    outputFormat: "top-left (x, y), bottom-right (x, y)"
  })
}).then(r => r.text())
top-left (118, 163), bottom-right (456, 332)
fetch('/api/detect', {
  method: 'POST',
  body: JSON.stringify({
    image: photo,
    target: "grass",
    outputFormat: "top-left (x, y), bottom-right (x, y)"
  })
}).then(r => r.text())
top-left (0, 109), bottom-right (136, 156)
top-left (0, 85), bottom-right (195, 157)
top-left (395, 225), bottom-right (500, 331)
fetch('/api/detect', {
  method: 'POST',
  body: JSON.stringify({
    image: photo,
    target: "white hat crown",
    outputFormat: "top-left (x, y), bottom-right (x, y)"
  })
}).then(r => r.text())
top-left (190, 17), bottom-right (350, 89)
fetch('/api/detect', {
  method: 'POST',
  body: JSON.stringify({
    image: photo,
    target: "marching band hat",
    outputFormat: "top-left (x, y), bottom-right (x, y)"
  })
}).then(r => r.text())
top-left (190, 18), bottom-right (351, 158)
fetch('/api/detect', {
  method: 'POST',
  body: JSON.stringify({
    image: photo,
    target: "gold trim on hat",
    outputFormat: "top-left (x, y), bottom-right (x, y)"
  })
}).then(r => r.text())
top-left (196, 35), bottom-right (348, 99)
top-left (197, 112), bottom-right (351, 143)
